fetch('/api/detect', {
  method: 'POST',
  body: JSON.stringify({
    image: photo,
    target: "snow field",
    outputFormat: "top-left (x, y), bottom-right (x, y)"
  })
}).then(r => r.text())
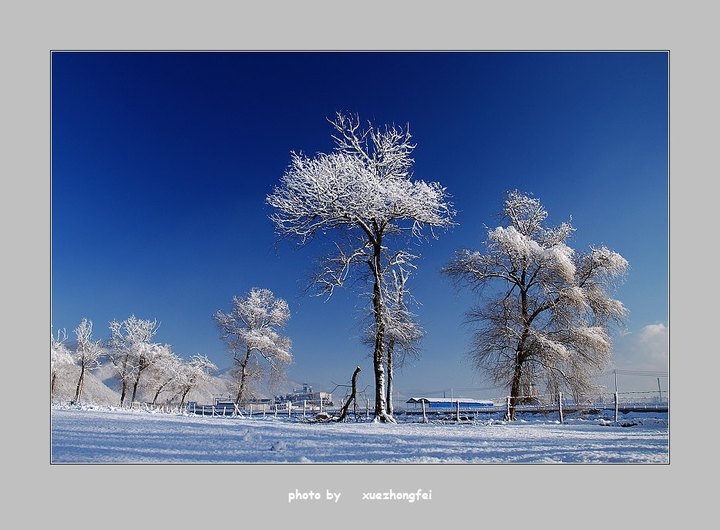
top-left (51, 405), bottom-right (669, 464)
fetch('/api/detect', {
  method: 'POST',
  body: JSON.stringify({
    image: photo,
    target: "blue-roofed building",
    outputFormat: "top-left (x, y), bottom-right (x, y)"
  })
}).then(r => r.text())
top-left (406, 397), bottom-right (495, 409)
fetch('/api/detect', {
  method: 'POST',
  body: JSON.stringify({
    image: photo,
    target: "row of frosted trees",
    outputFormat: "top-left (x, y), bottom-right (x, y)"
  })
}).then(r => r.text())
top-left (51, 315), bottom-right (216, 408)
top-left (53, 112), bottom-right (629, 423)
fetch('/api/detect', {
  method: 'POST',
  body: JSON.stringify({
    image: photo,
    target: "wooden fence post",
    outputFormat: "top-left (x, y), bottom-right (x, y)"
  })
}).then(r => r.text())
top-left (422, 400), bottom-right (427, 423)
top-left (456, 400), bottom-right (461, 423)
top-left (288, 401), bottom-right (292, 418)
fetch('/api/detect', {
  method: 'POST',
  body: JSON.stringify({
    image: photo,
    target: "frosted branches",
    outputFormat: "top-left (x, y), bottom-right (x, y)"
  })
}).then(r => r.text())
top-left (51, 327), bottom-right (74, 396)
top-left (313, 243), bottom-right (372, 298)
top-left (214, 288), bottom-right (292, 366)
top-left (51, 328), bottom-right (73, 370)
top-left (73, 318), bottom-right (103, 370)
top-left (267, 152), bottom-right (453, 245)
top-left (267, 113), bottom-right (454, 246)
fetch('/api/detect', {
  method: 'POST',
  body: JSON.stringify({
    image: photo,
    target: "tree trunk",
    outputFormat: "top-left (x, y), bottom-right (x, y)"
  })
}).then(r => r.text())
top-left (74, 362), bottom-right (86, 404)
top-left (235, 347), bottom-right (251, 406)
top-left (152, 382), bottom-right (168, 405)
top-left (336, 366), bottom-right (361, 422)
top-left (507, 284), bottom-right (532, 421)
top-left (131, 371), bottom-right (141, 404)
top-left (180, 389), bottom-right (190, 409)
top-left (131, 358), bottom-right (150, 404)
top-left (120, 380), bottom-right (127, 407)
top-left (118, 354), bottom-right (129, 407)
top-left (51, 371), bottom-right (57, 397)
top-left (508, 359), bottom-right (523, 421)
top-left (370, 238), bottom-right (393, 423)
top-left (386, 338), bottom-right (395, 415)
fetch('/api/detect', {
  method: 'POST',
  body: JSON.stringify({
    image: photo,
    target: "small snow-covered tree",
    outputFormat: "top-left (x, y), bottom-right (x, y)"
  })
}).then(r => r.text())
top-left (267, 113), bottom-right (453, 422)
top-left (214, 288), bottom-right (292, 406)
top-left (443, 190), bottom-right (628, 420)
top-left (51, 328), bottom-right (74, 398)
top-left (129, 341), bottom-right (166, 405)
top-left (145, 345), bottom-right (182, 405)
top-left (72, 318), bottom-right (104, 404)
top-left (107, 315), bottom-right (159, 407)
top-left (174, 354), bottom-right (217, 409)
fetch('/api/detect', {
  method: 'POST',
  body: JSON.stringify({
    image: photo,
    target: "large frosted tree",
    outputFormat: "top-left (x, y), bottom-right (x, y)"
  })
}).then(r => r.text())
top-left (443, 190), bottom-right (628, 420)
top-left (267, 113), bottom-right (453, 422)
top-left (214, 288), bottom-right (292, 406)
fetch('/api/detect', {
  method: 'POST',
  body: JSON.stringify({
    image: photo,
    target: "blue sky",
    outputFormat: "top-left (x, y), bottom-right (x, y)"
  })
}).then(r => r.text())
top-left (51, 51), bottom-right (668, 399)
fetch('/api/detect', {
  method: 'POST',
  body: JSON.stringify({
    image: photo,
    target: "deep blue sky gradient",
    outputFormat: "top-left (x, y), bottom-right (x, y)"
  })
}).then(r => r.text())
top-left (51, 51), bottom-right (668, 397)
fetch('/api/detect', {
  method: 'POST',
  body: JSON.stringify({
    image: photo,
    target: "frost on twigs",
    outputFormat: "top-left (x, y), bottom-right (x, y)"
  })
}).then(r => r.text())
top-left (443, 190), bottom-right (628, 420)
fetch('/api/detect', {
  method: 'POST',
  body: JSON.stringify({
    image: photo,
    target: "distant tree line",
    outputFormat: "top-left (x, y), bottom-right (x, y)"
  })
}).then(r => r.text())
top-left (51, 314), bottom-right (216, 408)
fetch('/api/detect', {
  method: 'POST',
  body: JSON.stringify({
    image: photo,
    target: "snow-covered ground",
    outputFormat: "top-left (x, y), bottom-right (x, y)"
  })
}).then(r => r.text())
top-left (51, 404), bottom-right (669, 464)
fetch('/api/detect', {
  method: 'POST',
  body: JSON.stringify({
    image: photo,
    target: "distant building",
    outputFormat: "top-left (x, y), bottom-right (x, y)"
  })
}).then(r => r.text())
top-left (276, 383), bottom-right (333, 406)
top-left (406, 397), bottom-right (494, 409)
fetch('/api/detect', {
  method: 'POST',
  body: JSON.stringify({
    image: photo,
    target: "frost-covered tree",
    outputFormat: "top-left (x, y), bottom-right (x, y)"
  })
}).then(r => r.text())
top-left (214, 288), bottom-right (292, 406)
top-left (267, 113), bottom-right (453, 422)
top-left (174, 354), bottom-right (217, 409)
top-left (443, 190), bottom-right (628, 420)
top-left (145, 345), bottom-right (182, 405)
top-left (108, 315), bottom-right (159, 407)
top-left (51, 328), bottom-right (74, 397)
top-left (72, 318), bottom-right (104, 404)
top-left (129, 341), bottom-right (166, 405)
